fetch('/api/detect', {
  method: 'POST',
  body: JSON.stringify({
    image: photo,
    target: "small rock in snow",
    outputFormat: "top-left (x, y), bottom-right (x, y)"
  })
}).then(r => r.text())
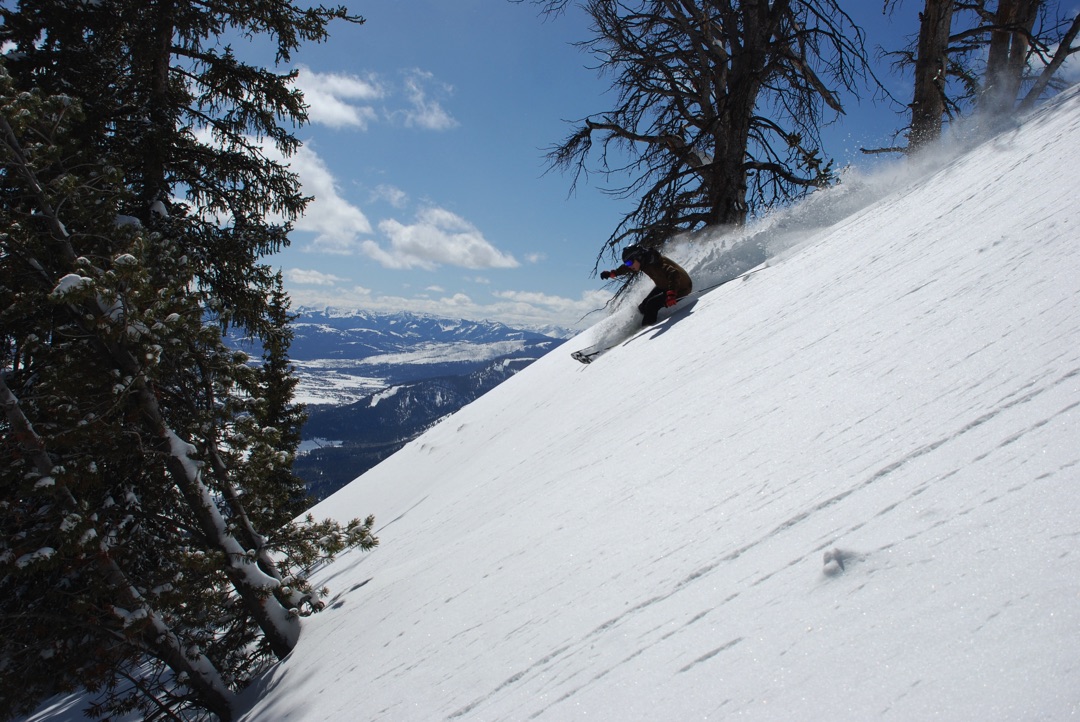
top-left (822, 548), bottom-right (852, 576)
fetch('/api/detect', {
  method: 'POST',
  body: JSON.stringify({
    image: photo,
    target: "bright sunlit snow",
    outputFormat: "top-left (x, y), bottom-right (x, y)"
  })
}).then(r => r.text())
top-left (234, 90), bottom-right (1080, 720)
top-left (26, 88), bottom-right (1080, 721)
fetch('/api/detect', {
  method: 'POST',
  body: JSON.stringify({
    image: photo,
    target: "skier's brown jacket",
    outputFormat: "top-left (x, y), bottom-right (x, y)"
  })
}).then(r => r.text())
top-left (611, 253), bottom-right (693, 297)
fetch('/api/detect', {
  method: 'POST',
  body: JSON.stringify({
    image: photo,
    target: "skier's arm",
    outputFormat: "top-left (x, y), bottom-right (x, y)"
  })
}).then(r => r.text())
top-left (601, 263), bottom-right (634, 281)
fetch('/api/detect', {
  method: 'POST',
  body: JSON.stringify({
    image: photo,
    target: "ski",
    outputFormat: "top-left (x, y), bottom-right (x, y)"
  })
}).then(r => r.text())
top-left (570, 294), bottom-right (700, 364)
top-left (571, 349), bottom-right (601, 364)
top-left (569, 258), bottom-right (775, 365)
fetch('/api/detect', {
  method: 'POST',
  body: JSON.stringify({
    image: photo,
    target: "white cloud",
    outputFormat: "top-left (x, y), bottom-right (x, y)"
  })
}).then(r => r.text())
top-left (399, 69), bottom-right (458, 131)
top-left (286, 144), bottom-right (374, 254)
top-left (290, 65), bottom-right (456, 132)
top-left (438, 292), bottom-right (475, 308)
top-left (294, 65), bottom-right (383, 129)
top-left (364, 207), bottom-right (519, 270)
top-left (188, 128), bottom-right (370, 255)
top-left (217, 130), bottom-right (371, 256)
top-left (370, 184), bottom-right (409, 208)
top-left (286, 284), bottom-right (606, 330)
top-left (494, 288), bottom-right (609, 317)
top-left (286, 268), bottom-right (348, 286)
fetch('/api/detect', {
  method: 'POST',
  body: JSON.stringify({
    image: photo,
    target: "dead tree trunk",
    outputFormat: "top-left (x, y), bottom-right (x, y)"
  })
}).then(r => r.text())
top-left (980, 0), bottom-right (1041, 115)
top-left (910, 0), bottom-right (955, 149)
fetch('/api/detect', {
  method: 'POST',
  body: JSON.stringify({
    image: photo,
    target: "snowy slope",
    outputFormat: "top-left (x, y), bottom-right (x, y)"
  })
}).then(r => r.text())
top-left (226, 89), bottom-right (1080, 720)
top-left (237, 95), bottom-right (1080, 721)
top-left (26, 90), bottom-right (1080, 721)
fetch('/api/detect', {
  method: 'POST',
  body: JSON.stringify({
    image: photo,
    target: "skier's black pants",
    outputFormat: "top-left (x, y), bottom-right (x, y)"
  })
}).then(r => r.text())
top-left (638, 287), bottom-right (671, 326)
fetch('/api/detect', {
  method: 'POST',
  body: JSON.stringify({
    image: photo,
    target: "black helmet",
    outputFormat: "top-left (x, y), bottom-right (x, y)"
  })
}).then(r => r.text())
top-left (622, 244), bottom-right (658, 265)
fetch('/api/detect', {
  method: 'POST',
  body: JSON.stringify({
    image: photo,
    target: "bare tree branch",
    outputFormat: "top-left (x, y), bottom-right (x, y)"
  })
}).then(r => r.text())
top-left (1019, 12), bottom-right (1080, 110)
top-left (529, 0), bottom-right (877, 262)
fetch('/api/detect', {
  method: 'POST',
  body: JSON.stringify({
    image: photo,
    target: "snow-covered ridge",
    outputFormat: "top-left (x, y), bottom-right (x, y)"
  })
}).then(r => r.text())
top-left (292, 307), bottom-right (572, 356)
top-left (349, 339), bottom-right (531, 366)
top-left (281, 310), bottom-right (564, 406)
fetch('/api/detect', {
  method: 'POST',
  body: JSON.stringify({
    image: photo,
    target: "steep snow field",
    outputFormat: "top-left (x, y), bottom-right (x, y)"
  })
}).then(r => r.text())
top-left (232, 89), bottom-right (1080, 720)
top-left (27, 89), bottom-right (1080, 721)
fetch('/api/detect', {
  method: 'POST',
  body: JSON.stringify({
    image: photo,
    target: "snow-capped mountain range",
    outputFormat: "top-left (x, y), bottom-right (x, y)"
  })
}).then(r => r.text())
top-left (291, 307), bottom-right (571, 359)
top-left (288, 308), bottom-right (569, 407)
top-left (287, 309), bottom-right (568, 499)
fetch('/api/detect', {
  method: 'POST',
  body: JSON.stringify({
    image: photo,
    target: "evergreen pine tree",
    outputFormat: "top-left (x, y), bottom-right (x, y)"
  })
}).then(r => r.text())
top-left (0, 1), bottom-right (377, 718)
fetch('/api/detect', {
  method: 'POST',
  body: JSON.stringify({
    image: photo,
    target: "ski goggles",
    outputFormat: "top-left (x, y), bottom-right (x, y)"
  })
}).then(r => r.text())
top-left (624, 259), bottom-right (636, 267)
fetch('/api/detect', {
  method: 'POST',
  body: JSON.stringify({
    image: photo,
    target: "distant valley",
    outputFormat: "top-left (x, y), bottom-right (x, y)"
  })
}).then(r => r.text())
top-left (284, 308), bottom-right (569, 500)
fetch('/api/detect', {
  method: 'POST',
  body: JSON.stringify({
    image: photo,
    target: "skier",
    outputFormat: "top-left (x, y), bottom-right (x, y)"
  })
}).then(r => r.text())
top-left (601, 244), bottom-right (693, 326)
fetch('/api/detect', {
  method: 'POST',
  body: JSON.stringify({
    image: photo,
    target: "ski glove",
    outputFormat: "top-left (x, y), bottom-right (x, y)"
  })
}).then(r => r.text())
top-left (665, 290), bottom-right (679, 307)
top-left (600, 270), bottom-right (612, 280)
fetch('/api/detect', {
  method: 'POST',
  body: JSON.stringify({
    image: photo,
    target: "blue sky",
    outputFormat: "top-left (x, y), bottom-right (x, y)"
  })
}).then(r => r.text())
top-left (240, 1), bottom-right (1066, 329)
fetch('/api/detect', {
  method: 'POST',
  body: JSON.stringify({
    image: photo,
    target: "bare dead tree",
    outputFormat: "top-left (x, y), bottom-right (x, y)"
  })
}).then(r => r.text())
top-left (910, 0), bottom-right (957, 148)
top-left (882, 0), bottom-right (1077, 152)
top-left (524, 0), bottom-right (877, 259)
top-left (1019, 11), bottom-right (1080, 109)
top-left (970, 0), bottom-right (1043, 115)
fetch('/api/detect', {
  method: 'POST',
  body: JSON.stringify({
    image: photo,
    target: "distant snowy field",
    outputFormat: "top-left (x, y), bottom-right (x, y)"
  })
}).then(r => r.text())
top-left (291, 340), bottom-right (543, 406)
top-left (289, 361), bottom-right (386, 406)
top-left (25, 88), bottom-right (1080, 721)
